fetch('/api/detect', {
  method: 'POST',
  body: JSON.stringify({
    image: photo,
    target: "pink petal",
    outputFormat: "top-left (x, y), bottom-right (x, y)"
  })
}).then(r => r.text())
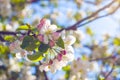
top-left (52, 32), bottom-right (60, 40)
top-left (37, 18), bottom-right (46, 30)
top-left (37, 34), bottom-right (44, 42)
top-left (49, 40), bottom-right (55, 47)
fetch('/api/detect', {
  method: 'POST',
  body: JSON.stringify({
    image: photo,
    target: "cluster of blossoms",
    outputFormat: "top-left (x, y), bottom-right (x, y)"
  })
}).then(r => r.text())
top-left (0, 0), bottom-right (12, 17)
top-left (91, 41), bottom-right (108, 59)
top-left (9, 18), bottom-right (76, 73)
top-left (70, 59), bottom-right (93, 80)
top-left (37, 19), bottom-right (76, 73)
top-left (9, 40), bottom-right (28, 59)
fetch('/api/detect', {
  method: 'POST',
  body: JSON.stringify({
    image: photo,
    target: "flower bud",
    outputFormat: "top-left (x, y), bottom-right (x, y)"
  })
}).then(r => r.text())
top-left (57, 53), bottom-right (62, 61)
top-left (61, 50), bottom-right (66, 55)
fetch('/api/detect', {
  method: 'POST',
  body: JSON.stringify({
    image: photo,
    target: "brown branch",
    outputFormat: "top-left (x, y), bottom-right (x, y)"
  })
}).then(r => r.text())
top-left (104, 64), bottom-right (115, 80)
top-left (57, 0), bottom-right (116, 32)
top-left (69, 0), bottom-right (115, 27)
top-left (0, 31), bottom-right (26, 35)
top-left (39, 61), bottom-right (49, 80)
top-left (0, 35), bottom-right (5, 42)
top-left (78, 4), bottom-right (120, 27)
top-left (43, 70), bottom-right (49, 80)
top-left (89, 55), bottom-right (114, 62)
top-left (0, 31), bottom-right (26, 42)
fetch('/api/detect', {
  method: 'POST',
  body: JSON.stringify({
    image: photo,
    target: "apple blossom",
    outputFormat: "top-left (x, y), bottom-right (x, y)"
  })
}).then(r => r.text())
top-left (70, 59), bottom-right (92, 80)
top-left (9, 40), bottom-right (28, 59)
top-left (8, 18), bottom-right (76, 73)
top-left (39, 30), bottom-right (76, 73)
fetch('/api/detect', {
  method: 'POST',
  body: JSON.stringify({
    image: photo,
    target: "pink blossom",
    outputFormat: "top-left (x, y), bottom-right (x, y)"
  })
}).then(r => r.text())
top-left (49, 40), bottom-right (55, 47)
top-left (37, 34), bottom-right (44, 42)
top-left (52, 32), bottom-right (60, 40)
top-left (37, 18), bottom-right (46, 30)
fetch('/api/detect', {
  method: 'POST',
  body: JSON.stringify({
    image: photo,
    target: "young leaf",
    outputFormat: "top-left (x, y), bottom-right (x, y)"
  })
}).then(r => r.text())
top-left (4, 35), bottom-right (15, 42)
top-left (38, 43), bottom-right (49, 53)
top-left (56, 37), bottom-right (64, 49)
top-left (0, 45), bottom-right (10, 54)
top-left (74, 12), bottom-right (82, 21)
top-left (113, 38), bottom-right (120, 46)
top-left (86, 27), bottom-right (93, 36)
top-left (17, 25), bottom-right (30, 30)
top-left (21, 36), bottom-right (39, 51)
top-left (27, 52), bottom-right (43, 62)
top-left (17, 24), bottom-right (35, 31)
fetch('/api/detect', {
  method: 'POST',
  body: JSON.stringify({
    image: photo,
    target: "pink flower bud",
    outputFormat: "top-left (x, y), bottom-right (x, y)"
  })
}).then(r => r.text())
top-left (52, 32), bottom-right (60, 40)
top-left (37, 18), bottom-right (46, 30)
top-left (57, 53), bottom-right (62, 61)
top-left (49, 60), bottom-right (53, 65)
top-left (49, 40), bottom-right (55, 47)
top-left (37, 34), bottom-right (44, 42)
top-left (61, 50), bottom-right (66, 55)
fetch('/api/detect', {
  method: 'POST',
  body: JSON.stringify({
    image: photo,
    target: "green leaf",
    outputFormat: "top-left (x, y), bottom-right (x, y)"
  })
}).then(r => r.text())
top-left (27, 52), bottom-right (44, 62)
top-left (17, 24), bottom-right (35, 31)
top-left (0, 45), bottom-right (10, 54)
top-left (74, 12), bottom-right (82, 21)
top-left (113, 38), bottom-right (120, 46)
top-left (21, 36), bottom-right (39, 51)
top-left (38, 43), bottom-right (49, 53)
top-left (62, 65), bottom-right (70, 71)
top-left (86, 27), bottom-right (93, 36)
top-left (56, 37), bottom-right (64, 48)
top-left (4, 36), bottom-right (15, 42)
top-left (17, 25), bottom-right (30, 30)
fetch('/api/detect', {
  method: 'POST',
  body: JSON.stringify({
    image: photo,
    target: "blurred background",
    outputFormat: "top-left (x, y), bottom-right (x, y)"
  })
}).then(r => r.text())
top-left (0, 0), bottom-right (120, 80)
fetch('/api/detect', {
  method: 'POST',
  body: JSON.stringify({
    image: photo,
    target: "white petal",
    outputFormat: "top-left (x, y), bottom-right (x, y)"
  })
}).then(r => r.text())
top-left (43, 35), bottom-right (49, 44)
top-left (66, 46), bottom-right (74, 53)
top-left (65, 35), bottom-right (76, 46)
top-left (48, 24), bottom-right (57, 33)
top-left (16, 53), bottom-right (22, 59)
top-left (74, 30), bottom-right (85, 40)
top-left (45, 19), bottom-right (51, 26)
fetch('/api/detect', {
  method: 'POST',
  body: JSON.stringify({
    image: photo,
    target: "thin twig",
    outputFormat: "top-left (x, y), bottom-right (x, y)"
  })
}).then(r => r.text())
top-left (0, 35), bottom-right (5, 42)
top-left (89, 55), bottom-right (114, 62)
top-left (43, 70), bottom-right (49, 80)
top-left (70, 0), bottom-right (114, 27)
top-left (104, 64), bottom-right (115, 80)
top-left (39, 61), bottom-right (49, 80)
top-left (0, 31), bottom-right (26, 35)
top-left (78, 3), bottom-right (120, 27)
top-left (57, 0), bottom-right (116, 32)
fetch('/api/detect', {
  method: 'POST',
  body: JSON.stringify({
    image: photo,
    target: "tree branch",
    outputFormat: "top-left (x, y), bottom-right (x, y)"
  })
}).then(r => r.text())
top-left (78, 4), bottom-right (120, 27)
top-left (104, 64), bottom-right (115, 80)
top-left (0, 35), bottom-right (5, 42)
top-left (0, 31), bottom-right (26, 35)
top-left (0, 31), bottom-right (26, 42)
top-left (57, 0), bottom-right (116, 32)
top-left (89, 55), bottom-right (114, 62)
top-left (39, 61), bottom-right (49, 80)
